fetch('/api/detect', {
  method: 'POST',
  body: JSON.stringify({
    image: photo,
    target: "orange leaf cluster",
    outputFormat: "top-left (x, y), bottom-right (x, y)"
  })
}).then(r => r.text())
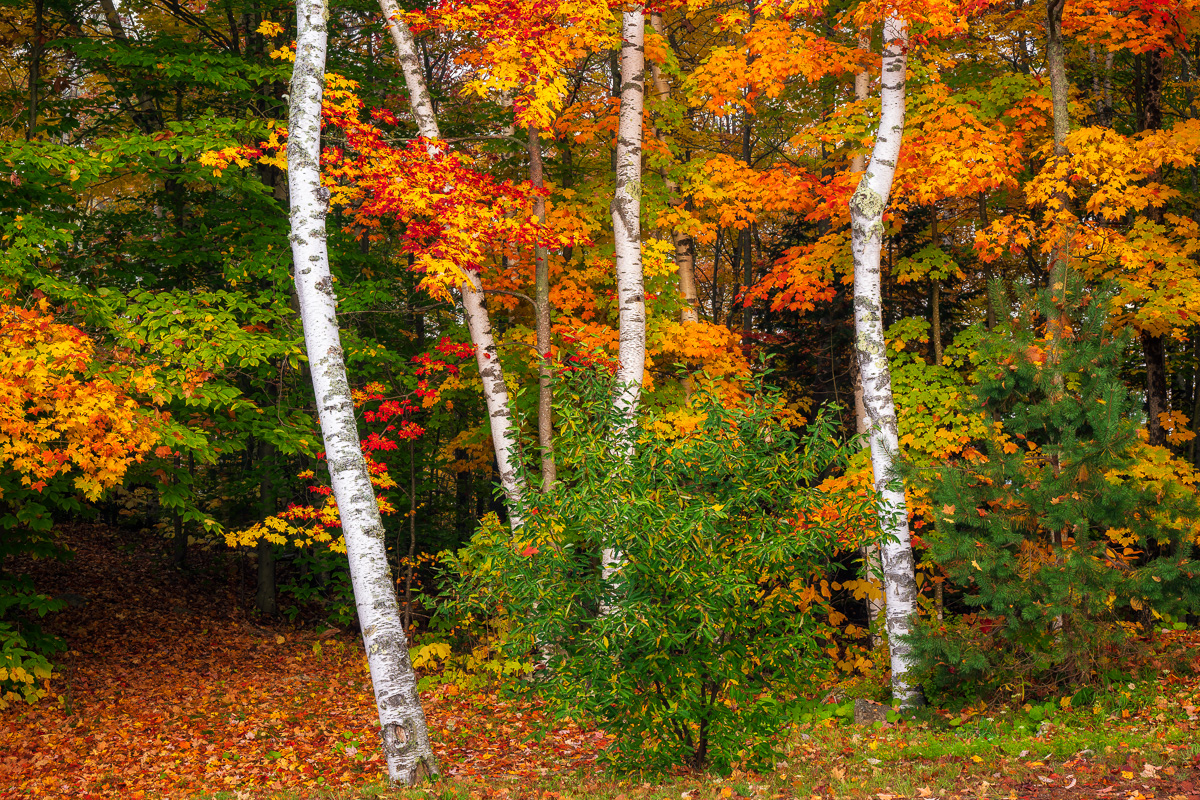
top-left (0, 303), bottom-right (162, 500)
top-left (411, 0), bottom-right (616, 129)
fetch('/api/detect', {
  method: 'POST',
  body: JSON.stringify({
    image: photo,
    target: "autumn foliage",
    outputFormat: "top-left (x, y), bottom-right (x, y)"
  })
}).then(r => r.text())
top-left (6, 0), bottom-right (1200, 788)
top-left (0, 302), bottom-right (161, 504)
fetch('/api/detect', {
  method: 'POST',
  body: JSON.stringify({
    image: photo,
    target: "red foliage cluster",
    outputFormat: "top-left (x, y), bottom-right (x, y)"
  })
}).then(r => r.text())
top-left (413, 337), bottom-right (475, 403)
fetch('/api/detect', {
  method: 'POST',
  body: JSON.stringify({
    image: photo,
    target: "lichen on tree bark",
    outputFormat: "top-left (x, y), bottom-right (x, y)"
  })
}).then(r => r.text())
top-left (286, 0), bottom-right (438, 781)
top-left (849, 14), bottom-right (923, 709)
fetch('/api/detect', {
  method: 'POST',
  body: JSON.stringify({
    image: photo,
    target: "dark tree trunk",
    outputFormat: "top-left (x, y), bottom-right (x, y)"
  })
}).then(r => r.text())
top-left (256, 440), bottom-right (277, 615)
top-left (1141, 330), bottom-right (1169, 447)
top-left (171, 453), bottom-right (187, 569)
top-left (27, 0), bottom-right (43, 140)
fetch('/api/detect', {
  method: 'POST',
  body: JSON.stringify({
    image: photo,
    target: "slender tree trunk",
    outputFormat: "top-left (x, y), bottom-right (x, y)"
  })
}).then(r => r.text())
top-left (404, 437), bottom-right (417, 630)
top-left (930, 213), bottom-right (943, 367)
top-left (930, 251), bottom-right (946, 624)
top-left (711, 226), bottom-right (724, 322)
top-left (1138, 49), bottom-right (1169, 447)
top-left (27, 0), bottom-right (43, 140)
top-left (931, 281), bottom-right (943, 365)
top-left (1045, 0), bottom-right (1072, 376)
top-left (256, 441), bottom-right (277, 615)
top-left (978, 194), bottom-right (998, 330)
top-left (97, 0), bottom-right (164, 134)
top-left (648, 13), bottom-right (699, 324)
top-left (287, 0), bottom-right (436, 781)
top-left (850, 34), bottom-right (870, 175)
top-left (1142, 330), bottom-right (1169, 446)
top-left (848, 32), bottom-right (885, 644)
top-left (1103, 51), bottom-right (1114, 125)
top-left (375, 0), bottom-right (526, 524)
top-left (454, 452), bottom-right (472, 538)
top-left (1192, 336), bottom-right (1200, 466)
top-left (460, 275), bottom-right (526, 525)
top-left (849, 14), bottom-right (922, 709)
top-left (528, 126), bottom-right (557, 491)
top-left (603, 5), bottom-right (647, 595)
top-left (739, 110), bottom-right (753, 352)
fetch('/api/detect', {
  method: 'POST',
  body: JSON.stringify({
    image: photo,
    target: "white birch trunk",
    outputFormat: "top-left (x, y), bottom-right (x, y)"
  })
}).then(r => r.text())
top-left (286, 0), bottom-right (438, 780)
top-left (849, 33), bottom-right (886, 643)
top-left (851, 357), bottom-right (885, 646)
top-left (461, 270), bottom-right (526, 527)
top-left (849, 14), bottom-right (922, 709)
top-left (602, 7), bottom-right (647, 590)
top-left (375, 0), bottom-right (527, 523)
top-left (377, 0), bottom-right (440, 142)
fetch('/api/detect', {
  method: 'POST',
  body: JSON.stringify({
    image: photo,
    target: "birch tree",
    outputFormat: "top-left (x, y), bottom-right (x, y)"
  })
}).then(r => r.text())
top-left (286, 0), bottom-right (437, 780)
top-left (848, 34), bottom-right (886, 645)
top-left (376, 0), bottom-right (527, 525)
top-left (849, 14), bottom-right (922, 708)
top-left (603, 6), bottom-right (647, 591)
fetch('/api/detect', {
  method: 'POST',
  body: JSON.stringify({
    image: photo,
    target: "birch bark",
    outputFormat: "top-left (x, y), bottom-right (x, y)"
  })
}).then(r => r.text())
top-left (603, 7), bottom-right (647, 589)
top-left (375, 0), bottom-right (526, 522)
top-left (849, 14), bottom-right (922, 708)
top-left (850, 33), bottom-right (885, 647)
top-left (286, 0), bottom-right (437, 780)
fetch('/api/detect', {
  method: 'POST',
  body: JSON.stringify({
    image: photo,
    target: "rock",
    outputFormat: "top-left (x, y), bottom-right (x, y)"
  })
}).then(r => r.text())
top-left (854, 698), bottom-right (889, 725)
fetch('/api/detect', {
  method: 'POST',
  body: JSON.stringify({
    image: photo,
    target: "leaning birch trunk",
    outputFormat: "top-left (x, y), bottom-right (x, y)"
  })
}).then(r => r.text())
top-left (461, 272), bottom-right (526, 526)
top-left (376, 0), bottom-right (526, 522)
top-left (849, 33), bottom-right (886, 644)
top-left (849, 14), bottom-right (922, 709)
top-left (602, 7), bottom-right (647, 597)
top-left (286, 0), bottom-right (438, 781)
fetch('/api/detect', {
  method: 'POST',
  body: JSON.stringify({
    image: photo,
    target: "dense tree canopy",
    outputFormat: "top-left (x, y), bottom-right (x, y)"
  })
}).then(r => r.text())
top-left (3, 0), bottom-right (1200, 784)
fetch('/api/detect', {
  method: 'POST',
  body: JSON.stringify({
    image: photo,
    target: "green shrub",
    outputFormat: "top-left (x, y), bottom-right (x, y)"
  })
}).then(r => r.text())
top-left (277, 545), bottom-right (357, 627)
top-left (0, 525), bottom-right (68, 708)
top-left (443, 366), bottom-right (864, 772)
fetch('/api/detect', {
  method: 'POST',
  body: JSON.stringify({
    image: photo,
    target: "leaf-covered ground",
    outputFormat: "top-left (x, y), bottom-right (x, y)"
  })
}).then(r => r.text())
top-left (3, 524), bottom-right (1200, 800)
top-left (1, 525), bottom-right (610, 798)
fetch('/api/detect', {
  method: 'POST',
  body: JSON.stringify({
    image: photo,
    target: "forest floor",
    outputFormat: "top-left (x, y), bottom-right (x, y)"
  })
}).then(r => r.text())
top-left (2, 524), bottom-right (1199, 800)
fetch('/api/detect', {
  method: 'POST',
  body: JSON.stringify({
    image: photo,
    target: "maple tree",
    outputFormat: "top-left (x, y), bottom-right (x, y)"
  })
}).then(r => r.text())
top-left (6, 0), bottom-right (1200, 787)
top-left (0, 297), bottom-right (163, 708)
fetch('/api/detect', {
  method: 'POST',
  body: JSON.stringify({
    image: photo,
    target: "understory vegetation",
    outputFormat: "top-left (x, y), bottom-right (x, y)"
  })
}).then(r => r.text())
top-left (5, 0), bottom-right (1200, 792)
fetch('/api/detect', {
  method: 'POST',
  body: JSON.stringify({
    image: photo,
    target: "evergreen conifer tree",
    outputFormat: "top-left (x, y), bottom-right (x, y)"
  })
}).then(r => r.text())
top-left (911, 284), bottom-right (1200, 695)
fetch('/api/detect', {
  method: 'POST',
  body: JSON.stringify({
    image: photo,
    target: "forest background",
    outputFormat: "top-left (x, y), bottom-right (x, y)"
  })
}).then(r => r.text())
top-left (4, 0), bottom-right (1200, 791)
